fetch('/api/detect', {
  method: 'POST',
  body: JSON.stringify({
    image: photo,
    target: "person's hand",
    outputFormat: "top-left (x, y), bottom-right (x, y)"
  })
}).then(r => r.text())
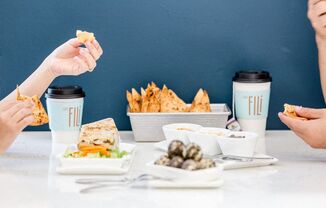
top-left (0, 101), bottom-right (34, 153)
top-left (308, 0), bottom-right (326, 41)
top-left (43, 38), bottom-right (103, 77)
top-left (278, 106), bottom-right (326, 148)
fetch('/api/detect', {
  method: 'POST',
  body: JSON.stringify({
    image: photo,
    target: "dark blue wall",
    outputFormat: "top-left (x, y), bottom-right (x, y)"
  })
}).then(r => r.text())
top-left (1, 0), bottom-right (324, 131)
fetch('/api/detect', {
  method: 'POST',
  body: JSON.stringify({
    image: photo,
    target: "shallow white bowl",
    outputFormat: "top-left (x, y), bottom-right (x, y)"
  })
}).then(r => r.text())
top-left (146, 161), bottom-right (223, 181)
top-left (186, 127), bottom-right (230, 156)
top-left (57, 143), bottom-right (136, 168)
top-left (162, 123), bottom-right (202, 145)
top-left (216, 131), bottom-right (258, 157)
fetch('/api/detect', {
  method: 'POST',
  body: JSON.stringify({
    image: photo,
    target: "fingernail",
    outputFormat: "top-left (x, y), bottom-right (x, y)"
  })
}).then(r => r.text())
top-left (295, 106), bottom-right (302, 111)
top-left (27, 116), bottom-right (34, 123)
top-left (93, 39), bottom-right (99, 45)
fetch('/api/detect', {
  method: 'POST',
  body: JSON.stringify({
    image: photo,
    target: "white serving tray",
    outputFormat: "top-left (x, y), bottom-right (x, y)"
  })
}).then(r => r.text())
top-left (56, 143), bottom-right (136, 175)
top-left (127, 104), bottom-right (231, 142)
top-left (154, 140), bottom-right (278, 170)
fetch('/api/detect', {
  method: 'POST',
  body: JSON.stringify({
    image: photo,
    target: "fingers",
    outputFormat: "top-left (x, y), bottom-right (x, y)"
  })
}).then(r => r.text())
top-left (11, 105), bottom-right (34, 123)
top-left (278, 112), bottom-right (307, 134)
top-left (17, 115), bottom-right (34, 131)
top-left (4, 101), bottom-right (34, 118)
top-left (0, 100), bottom-right (18, 111)
top-left (309, 0), bottom-right (326, 18)
top-left (0, 101), bottom-right (34, 131)
top-left (93, 39), bottom-right (103, 56)
top-left (295, 106), bottom-right (324, 119)
top-left (309, 0), bottom-right (325, 7)
top-left (78, 48), bottom-right (96, 71)
top-left (85, 41), bottom-right (102, 60)
top-left (69, 56), bottom-right (89, 75)
top-left (308, 0), bottom-right (326, 28)
top-left (67, 38), bottom-right (83, 48)
top-left (314, 1), bottom-right (326, 16)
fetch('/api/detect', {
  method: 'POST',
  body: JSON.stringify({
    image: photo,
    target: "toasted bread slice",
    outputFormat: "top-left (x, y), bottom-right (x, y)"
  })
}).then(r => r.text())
top-left (160, 85), bottom-right (187, 112)
top-left (16, 86), bottom-right (49, 126)
top-left (189, 89), bottom-right (211, 112)
top-left (76, 30), bottom-right (95, 43)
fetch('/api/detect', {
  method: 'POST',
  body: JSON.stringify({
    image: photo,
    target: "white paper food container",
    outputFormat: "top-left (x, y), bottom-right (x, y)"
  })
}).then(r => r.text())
top-left (127, 104), bottom-right (231, 142)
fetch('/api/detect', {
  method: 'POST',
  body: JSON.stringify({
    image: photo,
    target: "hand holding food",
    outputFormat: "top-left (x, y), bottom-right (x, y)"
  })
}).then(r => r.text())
top-left (308, 0), bottom-right (326, 41)
top-left (279, 106), bottom-right (326, 148)
top-left (283, 104), bottom-right (308, 121)
top-left (0, 100), bottom-right (34, 153)
top-left (16, 86), bottom-right (48, 126)
top-left (127, 82), bottom-right (211, 113)
top-left (43, 30), bottom-right (103, 77)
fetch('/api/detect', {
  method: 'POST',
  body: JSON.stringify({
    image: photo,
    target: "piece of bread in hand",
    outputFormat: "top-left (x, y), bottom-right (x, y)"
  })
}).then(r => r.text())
top-left (16, 86), bottom-right (49, 126)
top-left (76, 30), bottom-right (95, 43)
top-left (283, 104), bottom-right (308, 121)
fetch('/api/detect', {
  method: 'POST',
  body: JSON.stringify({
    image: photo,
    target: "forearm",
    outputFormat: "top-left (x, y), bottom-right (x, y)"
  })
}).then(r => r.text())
top-left (1, 61), bottom-right (57, 103)
top-left (316, 36), bottom-right (326, 103)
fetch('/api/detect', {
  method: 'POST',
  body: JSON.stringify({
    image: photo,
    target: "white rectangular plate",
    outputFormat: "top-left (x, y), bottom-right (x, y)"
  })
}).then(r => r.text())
top-left (56, 143), bottom-right (136, 175)
top-left (154, 140), bottom-right (278, 170)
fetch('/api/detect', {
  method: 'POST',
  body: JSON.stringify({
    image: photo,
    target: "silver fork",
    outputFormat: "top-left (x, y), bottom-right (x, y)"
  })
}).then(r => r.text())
top-left (78, 174), bottom-right (162, 193)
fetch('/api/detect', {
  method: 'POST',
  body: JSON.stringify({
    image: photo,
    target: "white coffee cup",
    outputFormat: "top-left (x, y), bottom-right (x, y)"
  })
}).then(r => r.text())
top-left (233, 71), bottom-right (272, 154)
top-left (45, 86), bottom-right (85, 154)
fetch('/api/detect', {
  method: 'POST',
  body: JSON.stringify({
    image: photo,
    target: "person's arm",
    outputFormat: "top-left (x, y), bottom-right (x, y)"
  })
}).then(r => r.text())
top-left (0, 38), bottom-right (103, 104)
top-left (277, 1), bottom-right (326, 149)
top-left (0, 37), bottom-right (103, 153)
top-left (308, 0), bottom-right (326, 102)
top-left (316, 37), bottom-right (326, 102)
top-left (0, 100), bottom-right (34, 153)
top-left (1, 63), bottom-right (56, 102)
top-left (278, 107), bottom-right (326, 148)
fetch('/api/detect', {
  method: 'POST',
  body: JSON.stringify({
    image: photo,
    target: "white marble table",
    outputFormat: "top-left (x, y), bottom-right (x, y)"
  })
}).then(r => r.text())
top-left (1, 131), bottom-right (326, 208)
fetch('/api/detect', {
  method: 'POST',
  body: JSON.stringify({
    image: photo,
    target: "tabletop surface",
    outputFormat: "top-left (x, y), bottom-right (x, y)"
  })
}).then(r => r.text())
top-left (1, 130), bottom-right (326, 208)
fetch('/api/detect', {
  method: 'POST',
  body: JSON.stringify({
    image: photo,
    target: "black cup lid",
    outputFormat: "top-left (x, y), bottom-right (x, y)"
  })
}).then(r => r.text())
top-left (233, 71), bottom-right (272, 83)
top-left (45, 86), bottom-right (85, 99)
